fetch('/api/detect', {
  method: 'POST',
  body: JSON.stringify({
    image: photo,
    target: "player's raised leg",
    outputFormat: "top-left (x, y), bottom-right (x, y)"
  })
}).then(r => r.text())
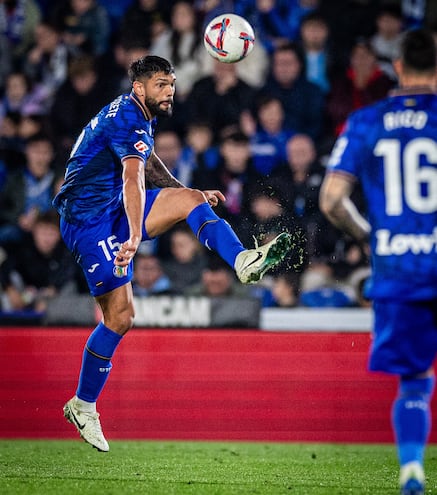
top-left (146, 188), bottom-right (293, 283)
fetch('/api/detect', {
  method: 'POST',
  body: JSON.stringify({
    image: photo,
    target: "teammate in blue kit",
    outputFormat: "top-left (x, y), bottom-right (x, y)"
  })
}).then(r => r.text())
top-left (320, 29), bottom-right (437, 495)
top-left (53, 55), bottom-right (292, 452)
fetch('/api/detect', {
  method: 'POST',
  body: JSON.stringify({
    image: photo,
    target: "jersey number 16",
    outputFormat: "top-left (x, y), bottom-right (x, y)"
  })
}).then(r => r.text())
top-left (374, 137), bottom-right (437, 216)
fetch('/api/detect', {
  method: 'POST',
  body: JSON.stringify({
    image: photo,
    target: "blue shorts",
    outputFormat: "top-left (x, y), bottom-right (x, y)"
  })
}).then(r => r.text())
top-left (369, 299), bottom-right (437, 376)
top-left (60, 188), bottom-right (161, 297)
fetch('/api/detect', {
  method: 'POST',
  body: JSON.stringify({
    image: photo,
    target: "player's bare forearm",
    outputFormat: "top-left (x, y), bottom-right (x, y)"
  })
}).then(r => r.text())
top-left (320, 172), bottom-right (371, 244)
top-left (116, 158), bottom-right (145, 266)
top-left (325, 197), bottom-right (370, 243)
top-left (145, 151), bottom-right (185, 188)
top-left (123, 176), bottom-right (144, 240)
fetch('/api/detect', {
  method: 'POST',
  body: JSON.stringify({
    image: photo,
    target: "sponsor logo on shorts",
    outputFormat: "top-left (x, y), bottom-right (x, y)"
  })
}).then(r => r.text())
top-left (134, 140), bottom-right (149, 153)
top-left (113, 265), bottom-right (128, 278)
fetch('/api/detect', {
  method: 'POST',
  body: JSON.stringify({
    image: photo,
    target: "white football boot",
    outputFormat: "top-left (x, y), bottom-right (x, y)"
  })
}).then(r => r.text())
top-left (235, 232), bottom-right (292, 284)
top-left (63, 396), bottom-right (109, 452)
top-left (399, 461), bottom-right (425, 495)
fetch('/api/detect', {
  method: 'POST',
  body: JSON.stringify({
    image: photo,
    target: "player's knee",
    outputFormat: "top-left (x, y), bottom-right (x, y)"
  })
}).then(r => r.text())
top-left (187, 188), bottom-right (207, 206)
top-left (104, 305), bottom-right (135, 335)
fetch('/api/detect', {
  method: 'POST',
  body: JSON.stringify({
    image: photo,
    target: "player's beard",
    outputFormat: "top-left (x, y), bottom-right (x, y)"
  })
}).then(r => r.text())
top-left (145, 96), bottom-right (173, 117)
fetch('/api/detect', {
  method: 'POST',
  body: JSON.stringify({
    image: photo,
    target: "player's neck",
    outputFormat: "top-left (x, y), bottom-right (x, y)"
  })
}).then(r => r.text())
top-left (399, 74), bottom-right (436, 92)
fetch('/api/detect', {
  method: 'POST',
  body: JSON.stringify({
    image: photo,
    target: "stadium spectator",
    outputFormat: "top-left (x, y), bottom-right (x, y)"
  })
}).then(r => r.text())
top-left (299, 10), bottom-right (333, 94)
top-left (370, 5), bottom-right (404, 81)
top-left (118, 0), bottom-right (169, 50)
top-left (185, 252), bottom-right (251, 298)
top-left (161, 224), bottom-right (207, 293)
top-left (0, 25), bottom-right (11, 93)
top-left (264, 132), bottom-right (333, 274)
top-left (270, 134), bottom-right (324, 226)
top-left (150, 1), bottom-right (212, 136)
top-left (99, 35), bottom-right (149, 98)
top-left (131, 253), bottom-right (174, 297)
top-left (96, 0), bottom-right (133, 34)
top-left (316, 0), bottom-right (380, 63)
top-left (0, 0), bottom-right (42, 67)
top-left (185, 59), bottom-right (256, 140)
top-left (326, 38), bottom-right (395, 138)
top-left (242, 184), bottom-right (292, 251)
top-left (269, 272), bottom-right (300, 307)
top-left (23, 20), bottom-right (69, 113)
top-left (192, 128), bottom-right (259, 240)
top-left (235, 0), bottom-right (319, 52)
top-left (401, 0), bottom-right (428, 29)
top-left (150, 1), bottom-right (209, 100)
top-left (50, 54), bottom-right (110, 160)
top-left (50, 0), bottom-right (111, 57)
top-left (258, 42), bottom-right (325, 140)
top-left (17, 113), bottom-right (52, 143)
top-left (0, 111), bottom-right (24, 167)
top-left (0, 133), bottom-right (58, 248)
top-left (243, 95), bottom-right (294, 176)
top-left (153, 130), bottom-right (194, 186)
top-left (179, 121), bottom-right (219, 174)
top-left (0, 210), bottom-right (77, 313)
top-left (0, 72), bottom-right (35, 123)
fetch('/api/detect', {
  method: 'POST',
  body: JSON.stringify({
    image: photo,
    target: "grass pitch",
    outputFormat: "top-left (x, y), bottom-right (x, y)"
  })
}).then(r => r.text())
top-left (0, 440), bottom-right (436, 495)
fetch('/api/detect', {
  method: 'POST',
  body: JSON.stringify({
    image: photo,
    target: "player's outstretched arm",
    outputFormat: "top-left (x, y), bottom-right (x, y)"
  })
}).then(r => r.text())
top-left (145, 150), bottom-right (185, 189)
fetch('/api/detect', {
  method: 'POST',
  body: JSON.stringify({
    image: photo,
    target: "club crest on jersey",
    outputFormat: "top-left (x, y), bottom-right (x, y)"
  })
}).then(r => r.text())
top-left (113, 265), bottom-right (128, 278)
top-left (134, 140), bottom-right (149, 153)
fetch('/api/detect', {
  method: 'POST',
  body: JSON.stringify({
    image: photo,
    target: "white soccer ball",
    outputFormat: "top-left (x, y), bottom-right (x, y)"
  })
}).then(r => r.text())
top-left (203, 13), bottom-right (255, 63)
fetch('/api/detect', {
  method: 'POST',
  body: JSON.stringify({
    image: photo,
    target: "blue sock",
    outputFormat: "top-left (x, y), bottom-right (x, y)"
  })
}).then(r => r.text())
top-left (392, 375), bottom-right (435, 466)
top-left (186, 202), bottom-right (245, 267)
top-left (76, 322), bottom-right (123, 403)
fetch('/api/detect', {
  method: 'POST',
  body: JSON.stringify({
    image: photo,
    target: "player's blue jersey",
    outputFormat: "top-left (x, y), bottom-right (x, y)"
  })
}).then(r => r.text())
top-left (327, 90), bottom-right (437, 301)
top-left (53, 92), bottom-right (157, 224)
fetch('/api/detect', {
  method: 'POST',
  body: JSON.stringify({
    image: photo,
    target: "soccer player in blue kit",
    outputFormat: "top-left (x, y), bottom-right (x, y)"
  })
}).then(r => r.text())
top-left (53, 55), bottom-right (292, 452)
top-left (320, 29), bottom-right (437, 495)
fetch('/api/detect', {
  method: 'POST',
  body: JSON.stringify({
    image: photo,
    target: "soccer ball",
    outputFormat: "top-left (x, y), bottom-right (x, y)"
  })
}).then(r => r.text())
top-left (203, 13), bottom-right (255, 63)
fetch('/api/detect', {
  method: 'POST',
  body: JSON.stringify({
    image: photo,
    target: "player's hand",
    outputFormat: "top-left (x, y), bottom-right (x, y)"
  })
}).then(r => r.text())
top-left (204, 190), bottom-right (225, 208)
top-left (114, 236), bottom-right (140, 266)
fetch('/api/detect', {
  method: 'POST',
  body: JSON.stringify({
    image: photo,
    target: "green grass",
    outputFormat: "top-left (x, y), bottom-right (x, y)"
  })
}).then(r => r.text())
top-left (1, 440), bottom-right (436, 494)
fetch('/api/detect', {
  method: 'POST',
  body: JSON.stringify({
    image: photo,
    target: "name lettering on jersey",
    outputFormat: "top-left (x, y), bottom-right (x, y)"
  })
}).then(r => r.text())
top-left (106, 95), bottom-right (123, 118)
top-left (375, 228), bottom-right (437, 256)
top-left (134, 140), bottom-right (149, 153)
top-left (383, 110), bottom-right (428, 131)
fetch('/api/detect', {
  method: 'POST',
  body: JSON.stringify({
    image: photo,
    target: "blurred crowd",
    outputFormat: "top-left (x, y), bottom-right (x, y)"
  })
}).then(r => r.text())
top-left (0, 0), bottom-right (436, 316)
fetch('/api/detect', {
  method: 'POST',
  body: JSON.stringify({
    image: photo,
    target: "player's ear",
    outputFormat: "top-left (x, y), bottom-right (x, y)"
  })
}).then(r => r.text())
top-left (132, 80), bottom-right (145, 97)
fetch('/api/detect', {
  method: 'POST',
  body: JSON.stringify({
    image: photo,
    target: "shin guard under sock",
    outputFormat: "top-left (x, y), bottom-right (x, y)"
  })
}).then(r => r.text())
top-left (76, 322), bottom-right (123, 403)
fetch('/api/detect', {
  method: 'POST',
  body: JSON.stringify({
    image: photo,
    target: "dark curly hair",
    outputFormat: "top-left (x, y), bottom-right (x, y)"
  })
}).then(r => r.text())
top-left (401, 28), bottom-right (436, 74)
top-left (128, 55), bottom-right (175, 83)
